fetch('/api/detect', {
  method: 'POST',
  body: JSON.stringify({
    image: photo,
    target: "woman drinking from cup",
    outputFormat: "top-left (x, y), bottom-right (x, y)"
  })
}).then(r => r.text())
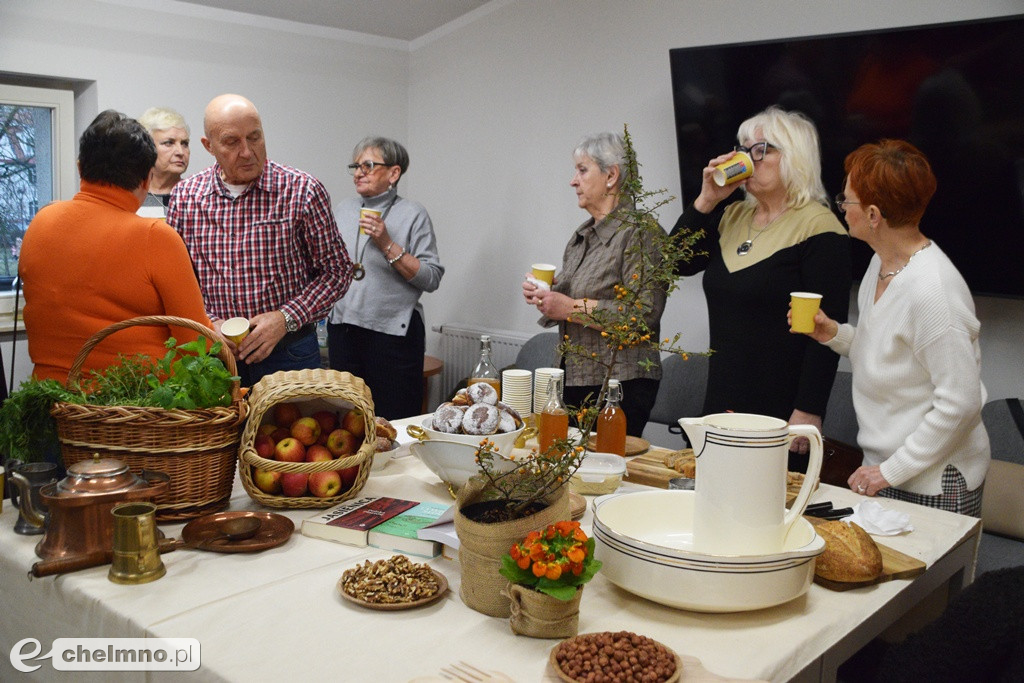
top-left (795, 140), bottom-right (989, 514)
top-left (522, 132), bottom-right (667, 436)
top-left (670, 106), bottom-right (851, 470)
top-left (326, 137), bottom-right (444, 419)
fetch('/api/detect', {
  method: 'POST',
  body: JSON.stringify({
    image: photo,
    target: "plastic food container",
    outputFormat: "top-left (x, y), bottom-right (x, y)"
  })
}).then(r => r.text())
top-left (570, 452), bottom-right (627, 495)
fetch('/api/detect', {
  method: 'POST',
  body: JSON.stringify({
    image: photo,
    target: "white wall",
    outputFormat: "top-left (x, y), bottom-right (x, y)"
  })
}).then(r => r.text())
top-left (408, 0), bottom-right (1024, 400)
top-left (1, 0), bottom-right (1022, 401)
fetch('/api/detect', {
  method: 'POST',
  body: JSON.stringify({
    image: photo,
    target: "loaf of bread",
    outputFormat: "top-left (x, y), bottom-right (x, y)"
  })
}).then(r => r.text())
top-left (814, 521), bottom-right (883, 582)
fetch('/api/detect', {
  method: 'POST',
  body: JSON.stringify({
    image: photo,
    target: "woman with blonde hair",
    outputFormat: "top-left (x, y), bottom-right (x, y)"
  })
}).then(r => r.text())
top-left (671, 106), bottom-right (851, 469)
top-left (137, 106), bottom-right (190, 212)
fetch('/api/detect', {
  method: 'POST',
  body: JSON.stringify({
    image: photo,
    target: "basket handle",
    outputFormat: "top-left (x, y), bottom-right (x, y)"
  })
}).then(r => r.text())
top-left (66, 316), bottom-right (240, 396)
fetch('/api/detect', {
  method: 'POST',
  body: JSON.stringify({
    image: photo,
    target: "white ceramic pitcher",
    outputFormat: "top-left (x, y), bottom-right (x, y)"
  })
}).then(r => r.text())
top-left (679, 413), bottom-right (822, 556)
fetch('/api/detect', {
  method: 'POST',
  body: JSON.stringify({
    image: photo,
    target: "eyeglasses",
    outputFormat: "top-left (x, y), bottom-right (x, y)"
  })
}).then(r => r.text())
top-left (834, 193), bottom-right (861, 211)
top-left (347, 160), bottom-right (391, 176)
top-left (734, 141), bottom-right (778, 162)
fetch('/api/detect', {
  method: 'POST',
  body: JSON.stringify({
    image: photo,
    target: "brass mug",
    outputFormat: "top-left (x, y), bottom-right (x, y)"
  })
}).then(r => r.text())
top-left (108, 502), bottom-right (166, 585)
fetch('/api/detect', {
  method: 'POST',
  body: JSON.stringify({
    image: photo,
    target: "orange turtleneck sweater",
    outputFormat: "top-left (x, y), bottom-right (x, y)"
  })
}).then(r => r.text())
top-left (19, 180), bottom-right (212, 383)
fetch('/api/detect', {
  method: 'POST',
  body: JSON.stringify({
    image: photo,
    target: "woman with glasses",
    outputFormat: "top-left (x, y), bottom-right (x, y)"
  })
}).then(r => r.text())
top-left (326, 137), bottom-right (444, 419)
top-left (522, 132), bottom-right (667, 436)
top-left (795, 140), bottom-right (988, 514)
top-left (671, 106), bottom-right (851, 470)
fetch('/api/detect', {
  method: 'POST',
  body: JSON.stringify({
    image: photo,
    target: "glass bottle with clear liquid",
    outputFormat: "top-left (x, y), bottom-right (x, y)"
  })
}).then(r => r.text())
top-left (538, 370), bottom-right (568, 453)
top-left (468, 334), bottom-right (501, 399)
top-left (595, 379), bottom-right (627, 456)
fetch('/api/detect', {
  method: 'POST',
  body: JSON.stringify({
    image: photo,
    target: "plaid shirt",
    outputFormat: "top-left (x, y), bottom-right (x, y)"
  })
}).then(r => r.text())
top-left (167, 160), bottom-right (352, 326)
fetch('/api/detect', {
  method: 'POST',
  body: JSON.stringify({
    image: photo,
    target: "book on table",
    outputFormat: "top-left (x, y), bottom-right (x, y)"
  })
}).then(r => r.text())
top-left (367, 501), bottom-right (452, 558)
top-left (301, 496), bottom-right (419, 547)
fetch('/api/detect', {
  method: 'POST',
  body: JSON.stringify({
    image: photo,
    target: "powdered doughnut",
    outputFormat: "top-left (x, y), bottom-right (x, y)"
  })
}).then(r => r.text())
top-left (432, 402), bottom-right (466, 433)
top-left (374, 436), bottom-right (393, 452)
top-left (496, 401), bottom-right (523, 428)
top-left (467, 382), bottom-right (498, 405)
top-left (462, 403), bottom-right (500, 435)
top-left (497, 409), bottom-right (519, 434)
top-left (451, 388), bottom-right (471, 406)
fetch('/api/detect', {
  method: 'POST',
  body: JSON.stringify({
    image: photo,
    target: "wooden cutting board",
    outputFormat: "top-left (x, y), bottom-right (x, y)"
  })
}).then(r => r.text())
top-left (807, 517), bottom-right (927, 591)
top-left (623, 447), bottom-right (683, 487)
top-left (587, 435), bottom-right (651, 456)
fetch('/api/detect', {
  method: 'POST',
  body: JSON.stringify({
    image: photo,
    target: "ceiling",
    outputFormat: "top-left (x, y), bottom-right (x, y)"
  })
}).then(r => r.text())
top-left (177, 0), bottom-right (491, 41)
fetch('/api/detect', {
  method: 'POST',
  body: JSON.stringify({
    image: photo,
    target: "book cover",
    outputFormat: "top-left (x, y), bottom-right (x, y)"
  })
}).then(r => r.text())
top-left (301, 496), bottom-right (418, 547)
top-left (367, 502), bottom-right (451, 558)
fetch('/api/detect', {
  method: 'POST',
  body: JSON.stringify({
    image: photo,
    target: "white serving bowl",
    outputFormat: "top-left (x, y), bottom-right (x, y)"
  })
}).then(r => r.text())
top-left (406, 417), bottom-right (533, 457)
top-left (370, 440), bottom-right (399, 471)
top-left (592, 490), bottom-right (824, 612)
top-left (409, 439), bottom-right (524, 489)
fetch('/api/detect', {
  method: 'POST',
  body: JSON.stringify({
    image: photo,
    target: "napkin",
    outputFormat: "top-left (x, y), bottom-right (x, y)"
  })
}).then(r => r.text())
top-left (843, 500), bottom-right (914, 535)
top-left (525, 275), bottom-right (551, 291)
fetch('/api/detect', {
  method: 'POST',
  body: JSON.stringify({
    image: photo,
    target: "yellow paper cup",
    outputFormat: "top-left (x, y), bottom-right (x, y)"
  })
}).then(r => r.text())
top-left (790, 292), bottom-right (822, 333)
top-left (221, 317), bottom-right (250, 344)
top-left (712, 151), bottom-right (754, 187)
top-left (359, 207), bottom-right (382, 234)
top-left (531, 263), bottom-right (556, 286)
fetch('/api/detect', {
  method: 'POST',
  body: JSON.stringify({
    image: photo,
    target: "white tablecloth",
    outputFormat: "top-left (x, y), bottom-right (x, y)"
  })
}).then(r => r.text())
top-left (0, 417), bottom-right (980, 682)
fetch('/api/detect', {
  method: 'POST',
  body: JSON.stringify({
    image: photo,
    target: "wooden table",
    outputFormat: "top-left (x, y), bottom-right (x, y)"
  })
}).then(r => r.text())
top-left (422, 354), bottom-right (444, 413)
top-left (0, 417), bottom-right (980, 682)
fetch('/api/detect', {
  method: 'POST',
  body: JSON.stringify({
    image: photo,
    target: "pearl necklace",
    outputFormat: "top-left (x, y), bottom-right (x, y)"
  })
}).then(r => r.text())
top-left (878, 241), bottom-right (932, 281)
top-left (737, 207), bottom-right (790, 256)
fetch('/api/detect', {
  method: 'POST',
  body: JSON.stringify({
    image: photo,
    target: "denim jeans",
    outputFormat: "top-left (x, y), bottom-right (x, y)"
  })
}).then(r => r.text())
top-left (237, 332), bottom-right (320, 387)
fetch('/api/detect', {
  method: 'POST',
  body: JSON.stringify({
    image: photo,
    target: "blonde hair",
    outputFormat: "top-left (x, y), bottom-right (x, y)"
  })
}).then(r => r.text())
top-left (137, 107), bottom-right (189, 135)
top-left (737, 106), bottom-right (827, 209)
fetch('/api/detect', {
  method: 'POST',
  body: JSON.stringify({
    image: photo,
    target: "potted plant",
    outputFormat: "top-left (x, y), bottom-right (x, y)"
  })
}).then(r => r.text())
top-left (499, 520), bottom-right (601, 638)
top-left (455, 125), bottom-right (706, 617)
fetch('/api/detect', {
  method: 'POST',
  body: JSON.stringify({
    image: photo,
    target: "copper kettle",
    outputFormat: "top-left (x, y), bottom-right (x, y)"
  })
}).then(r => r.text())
top-left (9, 455), bottom-right (170, 561)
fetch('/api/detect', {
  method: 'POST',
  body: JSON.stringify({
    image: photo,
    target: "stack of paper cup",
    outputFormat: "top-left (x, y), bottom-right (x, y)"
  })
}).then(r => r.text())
top-left (533, 367), bottom-right (562, 414)
top-left (501, 369), bottom-right (533, 416)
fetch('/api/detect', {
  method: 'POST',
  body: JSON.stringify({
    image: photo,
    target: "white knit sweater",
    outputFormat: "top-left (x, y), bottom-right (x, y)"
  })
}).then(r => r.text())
top-left (825, 242), bottom-right (990, 495)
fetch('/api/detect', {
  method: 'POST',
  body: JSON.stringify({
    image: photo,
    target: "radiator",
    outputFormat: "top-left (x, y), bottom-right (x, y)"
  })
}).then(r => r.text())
top-left (435, 323), bottom-right (533, 401)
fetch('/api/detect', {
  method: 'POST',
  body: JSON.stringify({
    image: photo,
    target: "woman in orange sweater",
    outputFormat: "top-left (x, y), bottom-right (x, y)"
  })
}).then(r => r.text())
top-left (19, 110), bottom-right (211, 383)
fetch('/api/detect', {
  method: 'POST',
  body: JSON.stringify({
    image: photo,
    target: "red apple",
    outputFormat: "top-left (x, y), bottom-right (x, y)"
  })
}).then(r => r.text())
top-left (280, 472), bottom-right (309, 497)
top-left (258, 423), bottom-right (278, 437)
top-left (274, 437), bottom-right (306, 463)
top-left (305, 444), bottom-right (332, 462)
top-left (340, 408), bottom-right (366, 439)
top-left (326, 428), bottom-right (358, 457)
top-left (252, 468), bottom-right (282, 494)
top-left (315, 431), bottom-right (329, 446)
top-left (270, 427), bottom-right (290, 444)
top-left (312, 410), bottom-right (338, 435)
top-left (290, 416), bottom-right (321, 446)
top-left (254, 433), bottom-right (276, 459)
top-left (273, 403), bottom-right (302, 429)
top-left (309, 470), bottom-right (342, 498)
top-left (339, 465), bottom-right (359, 492)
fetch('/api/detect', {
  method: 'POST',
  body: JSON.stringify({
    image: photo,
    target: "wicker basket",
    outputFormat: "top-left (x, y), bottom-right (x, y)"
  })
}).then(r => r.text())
top-left (238, 368), bottom-right (375, 509)
top-left (51, 316), bottom-right (246, 522)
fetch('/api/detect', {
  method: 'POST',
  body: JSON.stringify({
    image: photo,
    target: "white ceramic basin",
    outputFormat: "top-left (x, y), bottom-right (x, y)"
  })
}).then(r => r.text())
top-left (408, 439), bottom-right (522, 489)
top-left (593, 490), bottom-right (824, 612)
top-left (407, 417), bottom-right (528, 457)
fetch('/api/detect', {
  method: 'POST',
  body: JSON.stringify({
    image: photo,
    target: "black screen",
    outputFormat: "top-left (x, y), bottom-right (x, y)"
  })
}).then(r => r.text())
top-left (670, 15), bottom-right (1024, 298)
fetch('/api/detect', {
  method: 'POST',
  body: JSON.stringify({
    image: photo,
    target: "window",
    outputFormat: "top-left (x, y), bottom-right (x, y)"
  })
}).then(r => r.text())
top-left (0, 83), bottom-right (75, 290)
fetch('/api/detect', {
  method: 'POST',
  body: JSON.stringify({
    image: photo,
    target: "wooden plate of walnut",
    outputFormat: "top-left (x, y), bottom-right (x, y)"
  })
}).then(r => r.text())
top-left (338, 555), bottom-right (448, 611)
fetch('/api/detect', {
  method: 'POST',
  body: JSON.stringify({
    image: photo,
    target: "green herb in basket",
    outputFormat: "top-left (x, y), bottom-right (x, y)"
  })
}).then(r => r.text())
top-left (146, 337), bottom-right (238, 409)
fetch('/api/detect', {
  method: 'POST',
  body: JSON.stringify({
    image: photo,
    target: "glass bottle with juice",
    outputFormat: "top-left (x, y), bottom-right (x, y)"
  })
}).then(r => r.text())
top-left (538, 370), bottom-right (568, 453)
top-left (468, 334), bottom-right (501, 399)
top-left (595, 379), bottom-right (627, 456)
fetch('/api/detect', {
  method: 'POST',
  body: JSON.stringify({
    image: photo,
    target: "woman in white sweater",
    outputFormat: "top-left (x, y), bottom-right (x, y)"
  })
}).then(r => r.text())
top-left (796, 139), bottom-right (989, 515)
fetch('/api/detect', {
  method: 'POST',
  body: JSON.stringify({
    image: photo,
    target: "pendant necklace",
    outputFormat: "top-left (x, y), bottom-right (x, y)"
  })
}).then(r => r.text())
top-left (351, 194), bottom-right (398, 281)
top-left (737, 207), bottom-right (789, 256)
top-left (878, 241), bottom-right (932, 281)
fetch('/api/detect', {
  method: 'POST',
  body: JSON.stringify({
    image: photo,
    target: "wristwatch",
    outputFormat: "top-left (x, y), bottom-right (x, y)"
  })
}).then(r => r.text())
top-left (281, 310), bottom-right (299, 333)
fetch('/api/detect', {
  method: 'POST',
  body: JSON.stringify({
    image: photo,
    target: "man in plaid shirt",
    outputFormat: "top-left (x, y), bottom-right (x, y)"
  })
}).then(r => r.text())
top-left (168, 94), bottom-right (352, 386)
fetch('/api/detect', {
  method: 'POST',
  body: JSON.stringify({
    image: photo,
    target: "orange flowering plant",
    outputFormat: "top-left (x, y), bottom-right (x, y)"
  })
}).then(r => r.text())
top-left (499, 520), bottom-right (602, 600)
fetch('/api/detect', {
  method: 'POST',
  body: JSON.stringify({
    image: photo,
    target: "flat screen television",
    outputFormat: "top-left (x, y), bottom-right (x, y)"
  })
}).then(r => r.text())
top-left (669, 15), bottom-right (1024, 299)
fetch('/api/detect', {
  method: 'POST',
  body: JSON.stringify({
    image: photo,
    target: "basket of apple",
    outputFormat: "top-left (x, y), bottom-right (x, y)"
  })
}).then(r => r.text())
top-left (238, 368), bottom-right (377, 508)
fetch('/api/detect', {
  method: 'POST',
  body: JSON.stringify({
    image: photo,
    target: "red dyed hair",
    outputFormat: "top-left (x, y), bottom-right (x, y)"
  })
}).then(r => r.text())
top-left (844, 139), bottom-right (937, 228)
